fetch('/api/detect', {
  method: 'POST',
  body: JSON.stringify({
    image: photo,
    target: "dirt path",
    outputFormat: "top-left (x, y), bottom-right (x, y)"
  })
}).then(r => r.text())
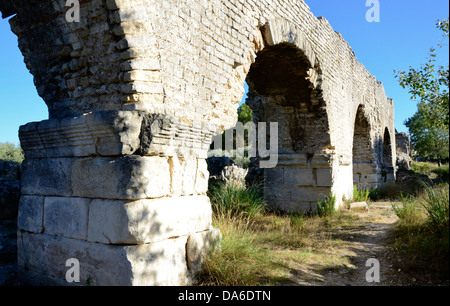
top-left (286, 203), bottom-right (414, 286)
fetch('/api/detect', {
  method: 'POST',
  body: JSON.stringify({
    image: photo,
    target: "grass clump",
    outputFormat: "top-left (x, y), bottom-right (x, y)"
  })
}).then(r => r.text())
top-left (411, 161), bottom-right (432, 174)
top-left (390, 183), bottom-right (449, 281)
top-left (207, 180), bottom-right (266, 219)
top-left (392, 194), bottom-right (423, 224)
top-left (197, 216), bottom-right (275, 286)
top-left (352, 185), bottom-right (371, 202)
top-left (316, 193), bottom-right (336, 217)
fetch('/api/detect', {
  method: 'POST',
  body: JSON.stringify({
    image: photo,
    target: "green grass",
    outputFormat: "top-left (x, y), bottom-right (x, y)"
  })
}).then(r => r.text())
top-left (316, 193), bottom-right (336, 217)
top-left (352, 185), bottom-right (371, 202)
top-left (199, 182), bottom-right (362, 286)
top-left (390, 183), bottom-right (449, 281)
top-left (392, 194), bottom-right (423, 224)
top-left (431, 165), bottom-right (449, 182)
top-left (207, 180), bottom-right (266, 219)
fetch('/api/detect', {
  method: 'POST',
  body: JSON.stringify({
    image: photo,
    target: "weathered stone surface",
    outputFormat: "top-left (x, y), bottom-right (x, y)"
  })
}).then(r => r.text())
top-left (17, 231), bottom-right (191, 286)
top-left (350, 201), bottom-right (369, 212)
top-left (186, 228), bottom-right (222, 275)
top-left (17, 195), bottom-right (44, 234)
top-left (396, 131), bottom-right (412, 170)
top-left (87, 195), bottom-right (212, 244)
top-left (20, 111), bottom-right (215, 159)
top-left (220, 165), bottom-right (248, 187)
top-left (71, 156), bottom-right (171, 200)
top-left (21, 158), bottom-right (73, 197)
top-left (44, 197), bottom-right (90, 240)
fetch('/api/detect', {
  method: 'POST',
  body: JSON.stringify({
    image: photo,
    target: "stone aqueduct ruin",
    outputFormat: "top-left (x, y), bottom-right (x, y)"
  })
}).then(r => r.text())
top-left (1, 0), bottom-right (396, 285)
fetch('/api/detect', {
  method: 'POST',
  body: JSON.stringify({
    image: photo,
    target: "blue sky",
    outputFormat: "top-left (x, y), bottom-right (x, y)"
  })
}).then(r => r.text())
top-left (0, 0), bottom-right (448, 145)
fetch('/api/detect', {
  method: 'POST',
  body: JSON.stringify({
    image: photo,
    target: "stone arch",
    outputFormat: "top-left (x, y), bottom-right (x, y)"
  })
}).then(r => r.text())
top-left (232, 20), bottom-right (332, 213)
top-left (352, 105), bottom-right (377, 189)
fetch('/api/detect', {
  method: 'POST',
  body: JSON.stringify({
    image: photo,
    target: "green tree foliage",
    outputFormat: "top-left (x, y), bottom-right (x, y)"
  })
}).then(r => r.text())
top-left (0, 142), bottom-right (24, 164)
top-left (237, 103), bottom-right (253, 124)
top-left (405, 102), bottom-right (449, 165)
top-left (395, 19), bottom-right (449, 163)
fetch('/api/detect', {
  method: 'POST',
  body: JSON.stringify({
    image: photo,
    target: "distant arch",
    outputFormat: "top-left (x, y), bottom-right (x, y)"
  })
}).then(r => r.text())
top-left (352, 105), bottom-right (377, 189)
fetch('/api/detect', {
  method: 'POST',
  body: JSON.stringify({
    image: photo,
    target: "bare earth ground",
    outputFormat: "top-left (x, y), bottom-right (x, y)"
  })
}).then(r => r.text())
top-left (281, 203), bottom-right (448, 286)
top-left (284, 204), bottom-right (402, 286)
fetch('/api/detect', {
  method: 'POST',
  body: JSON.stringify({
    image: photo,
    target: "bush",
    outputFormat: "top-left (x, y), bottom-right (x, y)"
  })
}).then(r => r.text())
top-left (420, 183), bottom-right (449, 229)
top-left (316, 193), bottom-right (336, 217)
top-left (411, 162), bottom-right (431, 174)
top-left (431, 165), bottom-right (449, 182)
top-left (353, 185), bottom-right (371, 202)
top-left (392, 194), bottom-right (422, 224)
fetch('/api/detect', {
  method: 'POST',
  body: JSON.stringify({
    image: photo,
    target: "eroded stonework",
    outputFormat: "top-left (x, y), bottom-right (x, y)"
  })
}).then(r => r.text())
top-left (1, 0), bottom-right (396, 285)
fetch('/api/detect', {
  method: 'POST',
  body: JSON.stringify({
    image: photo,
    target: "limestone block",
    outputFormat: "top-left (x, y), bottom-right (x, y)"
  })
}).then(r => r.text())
top-left (290, 186), bottom-right (332, 203)
top-left (19, 111), bottom-right (143, 158)
top-left (139, 114), bottom-right (215, 158)
top-left (316, 168), bottom-right (333, 187)
top-left (353, 162), bottom-right (378, 174)
top-left (72, 156), bottom-right (170, 200)
top-left (87, 195), bottom-right (212, 244)
top-left (17, 232), bottom-right (191, 286)
top-left (358, 173), bottom-right (379, 184)
top-left (85, 110), bottom-right (143, 156)
top-left (44, 197), bottom-right (90, 240)
top-left (350, 201), bottom-right (369, 212)
top-left (181, 158), bottom-right (197, 195)
top-left (264, 167), bottom-right (283, 187)
top-left (282, 167), bottom-right (316, 187)
top-left (17, 195), bottom-right (44, 233)
top-left (21, 158), bottom-right (74, 197)
top-left (195, 159), bottom-right (209, 195)
top-left (186, 228), bottom-right (222, 275)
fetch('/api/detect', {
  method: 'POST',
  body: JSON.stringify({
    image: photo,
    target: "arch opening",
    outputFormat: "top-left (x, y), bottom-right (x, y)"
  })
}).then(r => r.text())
top-left (245, 43), bottom-right (332, 213)
top-left (382, 128), bottom-right (395, 183)
top-left (352, 105), bottom-right (377, 190)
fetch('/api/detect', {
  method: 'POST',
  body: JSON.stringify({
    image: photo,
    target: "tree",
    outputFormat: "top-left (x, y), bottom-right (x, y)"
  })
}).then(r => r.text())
top-left (395, 19), bottom-right (449, 164)
top-left (405, 102), bottom-right (449, 166)
top-left (237, 103), bottom-right (253, 124)
top-left (395, 19), bottom-right (449, 129)
top-left (0, 142), bottom-right (24, 164)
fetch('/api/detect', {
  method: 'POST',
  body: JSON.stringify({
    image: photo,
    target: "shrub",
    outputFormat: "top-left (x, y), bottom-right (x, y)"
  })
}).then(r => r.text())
top-left (316, 193), bottom-right (336, 217)
top-left (392, 194), bottom-right (423, 224)
top-left (353, 185), bottom-right (371, 202)
top-left (431, 165), bottom-right (449, 182)
top-left (207, 181), bottom-right (266, 219)
top-left (412, 162), bottom-right (431, 174)
top-left (420, 183), bottom-right (449, 229)
top-left (390, 183), bottom-right (449, 281)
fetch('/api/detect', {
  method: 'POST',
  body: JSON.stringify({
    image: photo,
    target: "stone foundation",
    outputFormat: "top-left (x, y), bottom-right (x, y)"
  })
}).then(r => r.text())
top-left (17, 110), bottom-right (220, 286)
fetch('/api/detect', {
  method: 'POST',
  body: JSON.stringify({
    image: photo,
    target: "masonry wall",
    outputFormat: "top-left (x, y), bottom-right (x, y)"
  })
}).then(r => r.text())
top-left (1, 0), bottom-right (396, 284)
